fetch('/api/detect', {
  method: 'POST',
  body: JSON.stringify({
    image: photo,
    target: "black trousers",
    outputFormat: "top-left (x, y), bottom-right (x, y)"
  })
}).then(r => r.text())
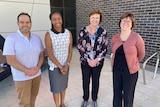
top-left (81, 63), bottom-right (103, 101)
top-left (113, 67), bottom-right (138, 107)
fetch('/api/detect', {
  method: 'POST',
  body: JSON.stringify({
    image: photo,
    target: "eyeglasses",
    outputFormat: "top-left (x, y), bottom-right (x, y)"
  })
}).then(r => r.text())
top-left (121, 20), bottom-right (132, 24)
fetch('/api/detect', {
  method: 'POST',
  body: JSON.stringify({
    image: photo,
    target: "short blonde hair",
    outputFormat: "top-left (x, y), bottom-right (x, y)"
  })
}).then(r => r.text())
top-left (89, 9), bottom-right (102, 22)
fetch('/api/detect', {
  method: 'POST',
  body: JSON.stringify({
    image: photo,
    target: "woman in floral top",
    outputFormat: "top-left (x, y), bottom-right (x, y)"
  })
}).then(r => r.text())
top-left (77, 9), bottom-right (108, 107)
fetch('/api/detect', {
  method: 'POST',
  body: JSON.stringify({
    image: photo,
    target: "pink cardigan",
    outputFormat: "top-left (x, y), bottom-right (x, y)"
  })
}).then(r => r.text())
top-left (111, 31), bottom-right (145, 74)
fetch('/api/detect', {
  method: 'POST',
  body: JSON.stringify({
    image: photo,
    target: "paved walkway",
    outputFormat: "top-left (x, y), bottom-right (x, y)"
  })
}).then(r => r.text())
top-left (0, 49), bottom-right (160, 107)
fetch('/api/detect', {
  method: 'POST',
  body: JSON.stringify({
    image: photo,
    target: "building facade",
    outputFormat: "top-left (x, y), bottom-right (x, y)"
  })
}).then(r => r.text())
top-left (0, 0), bottom-right (159, 66)
top-left (76, 0), bottom-right (160, 66)
top-left (0, 0), bottom-right (51, 46)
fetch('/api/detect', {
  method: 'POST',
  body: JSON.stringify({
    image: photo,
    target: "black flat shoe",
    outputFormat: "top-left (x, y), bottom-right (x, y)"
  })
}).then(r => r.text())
top-left (81, 101), bottom-right (88, 107)
top-left (92, 101), bottom-right (98, 107)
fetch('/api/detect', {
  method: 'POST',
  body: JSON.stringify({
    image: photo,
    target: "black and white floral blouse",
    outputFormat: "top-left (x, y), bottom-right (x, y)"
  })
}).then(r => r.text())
top-left (77, 26), bottom-right (108, 65)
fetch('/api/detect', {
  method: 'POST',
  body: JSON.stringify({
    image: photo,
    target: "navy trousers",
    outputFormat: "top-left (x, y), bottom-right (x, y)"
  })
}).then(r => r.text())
top-left (113, 67), bottom-right (138, 107)
top-left (81, 63), bottom-right (103, 101)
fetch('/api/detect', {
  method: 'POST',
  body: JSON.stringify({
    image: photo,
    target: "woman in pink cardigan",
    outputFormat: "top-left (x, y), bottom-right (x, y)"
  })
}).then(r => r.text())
top-left (111, 12), bottom-right (145, 107)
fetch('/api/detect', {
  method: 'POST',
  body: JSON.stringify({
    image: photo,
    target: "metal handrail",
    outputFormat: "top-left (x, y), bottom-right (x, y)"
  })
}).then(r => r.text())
top-left (142, 51), bottom-right (160, 85)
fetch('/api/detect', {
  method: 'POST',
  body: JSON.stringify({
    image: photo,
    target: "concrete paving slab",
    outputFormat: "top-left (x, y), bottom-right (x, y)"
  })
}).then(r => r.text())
top-left (0, 48), bottom-right (160, 107)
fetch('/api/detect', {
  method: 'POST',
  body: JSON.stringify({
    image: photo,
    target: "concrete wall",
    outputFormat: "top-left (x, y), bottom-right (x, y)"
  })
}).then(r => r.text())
top-left (0, 0), bottom-right (51, 46)
top-left (76, 0), bottom-right (160, 66)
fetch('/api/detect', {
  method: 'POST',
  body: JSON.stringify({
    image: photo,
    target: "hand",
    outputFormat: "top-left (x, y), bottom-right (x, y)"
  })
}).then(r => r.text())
top-left (24, 67), bottom-right (39, 76)
top-left (33, 67), bottom-right (40, 74)
top-left (87, 59), bottom-right (94, 67)
top-left (60, 65), bottom-right (69, 75)
top-left (88, 59), bottom-right (99, 67)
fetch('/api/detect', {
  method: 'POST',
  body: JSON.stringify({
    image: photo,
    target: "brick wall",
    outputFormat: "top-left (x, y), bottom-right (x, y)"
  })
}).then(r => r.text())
top-left (76, 0), bottom-right (160, 66)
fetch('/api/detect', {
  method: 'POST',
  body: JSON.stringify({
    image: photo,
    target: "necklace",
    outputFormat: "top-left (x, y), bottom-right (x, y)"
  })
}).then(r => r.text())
top-left (89, 34), bottom-right (96, 48)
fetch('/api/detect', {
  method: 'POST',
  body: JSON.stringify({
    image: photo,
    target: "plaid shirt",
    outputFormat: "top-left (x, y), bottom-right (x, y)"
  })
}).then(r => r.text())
top-left (48, 29), bottom-right (70, 70)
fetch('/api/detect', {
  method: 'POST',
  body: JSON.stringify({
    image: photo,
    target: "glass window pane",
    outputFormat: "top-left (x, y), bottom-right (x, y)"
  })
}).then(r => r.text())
top-left (51, 8), bottom-right (63, 14)
top-left (67, 28), bottom-right (76, 46)
top-left (64, 9), bottom-right (75, 27)
top-left (64, 0), bottom-right (75, 7)
top-left (50, 0), bottom-right (63, 7)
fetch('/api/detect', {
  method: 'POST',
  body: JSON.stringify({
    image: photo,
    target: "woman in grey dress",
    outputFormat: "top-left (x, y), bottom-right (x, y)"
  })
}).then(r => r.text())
top-left (45, 11), bottom-right (72, 107)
